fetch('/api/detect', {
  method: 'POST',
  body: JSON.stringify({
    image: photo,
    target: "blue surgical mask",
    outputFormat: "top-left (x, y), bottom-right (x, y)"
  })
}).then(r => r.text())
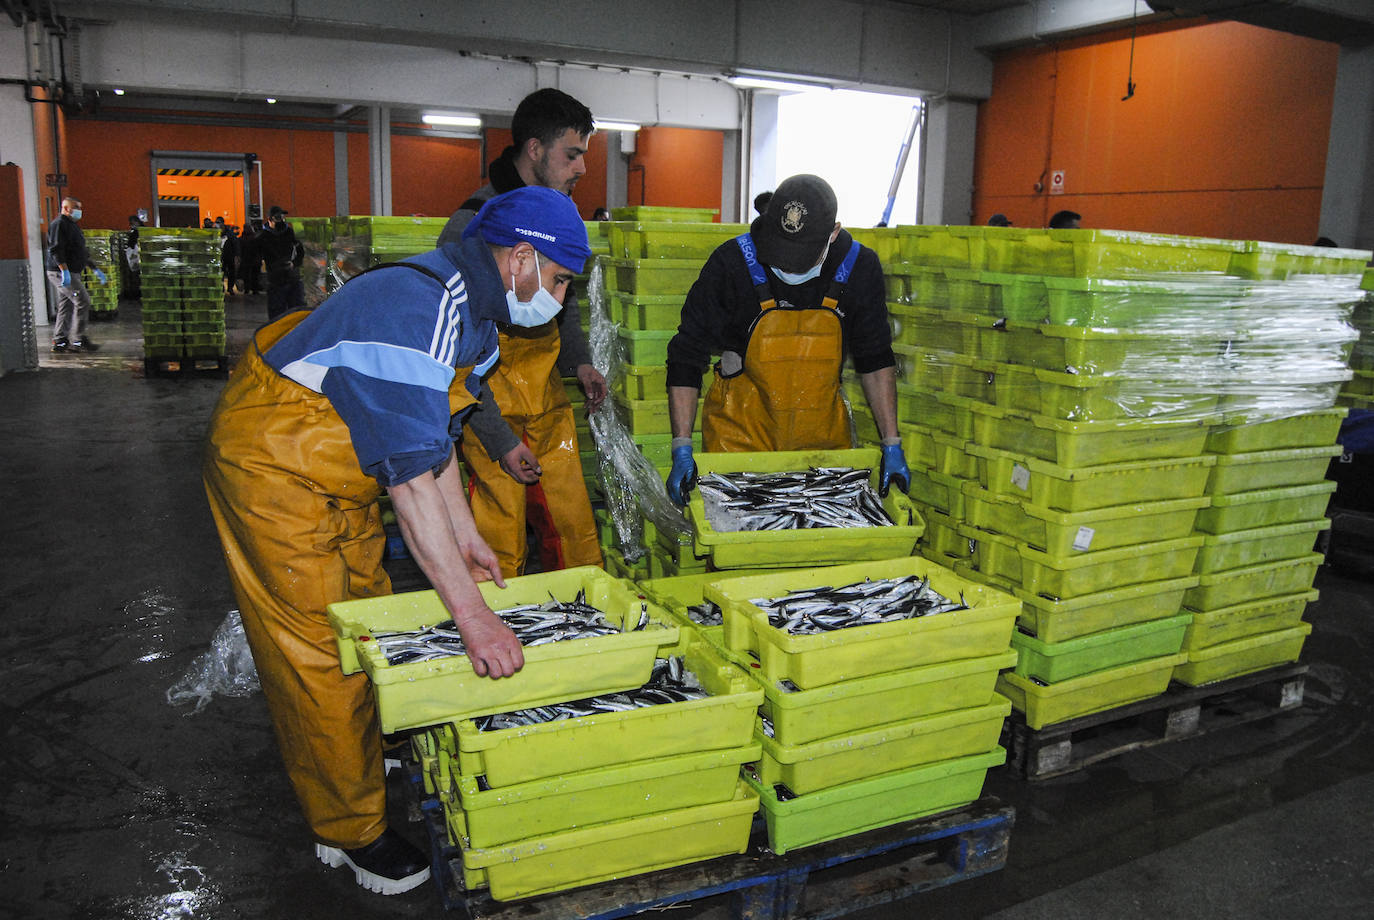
top-left (506, 250), bottom-right (564, 326)
top-left (70, 208), bottom-right (83, 221)
top-left (770, 241), bottom-right (829, 285)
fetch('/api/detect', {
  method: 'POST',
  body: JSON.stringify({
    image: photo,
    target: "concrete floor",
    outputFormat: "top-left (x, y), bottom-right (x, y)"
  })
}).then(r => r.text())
top-left (2, 295), bottom-right (1372, 920)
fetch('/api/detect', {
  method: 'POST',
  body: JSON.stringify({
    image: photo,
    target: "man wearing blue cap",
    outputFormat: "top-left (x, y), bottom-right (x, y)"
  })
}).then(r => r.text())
top-left (202, 186), bottom-right (590, 897)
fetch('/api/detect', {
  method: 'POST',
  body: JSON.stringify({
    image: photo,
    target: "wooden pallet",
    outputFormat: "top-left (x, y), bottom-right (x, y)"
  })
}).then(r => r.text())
top-left (1003, 662), bottom-right (1308, 781)
top-left (142, 355), bottom-right (230, 378)
top-left (419, 796), bottom-right (1013, 919)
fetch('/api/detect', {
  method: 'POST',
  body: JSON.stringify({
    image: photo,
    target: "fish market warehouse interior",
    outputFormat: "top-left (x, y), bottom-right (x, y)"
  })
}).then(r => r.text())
top-left (3, 0), bottom-right (1374, 917)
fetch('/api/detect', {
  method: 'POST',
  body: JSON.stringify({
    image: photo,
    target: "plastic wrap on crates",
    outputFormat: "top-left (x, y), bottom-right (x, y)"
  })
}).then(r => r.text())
top-left (166, 609), bottom-right (260, 714)
top-left (584, 259), bottom-right (693, 560)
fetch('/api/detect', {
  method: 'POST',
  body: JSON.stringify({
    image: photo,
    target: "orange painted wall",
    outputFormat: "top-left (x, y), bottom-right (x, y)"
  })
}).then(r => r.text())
top-left (972, 19), bottom-right (1339, 244)
top-left (390, 131), bottom-right (484, 217)
top-left (628, 127), bottom-right (724, 218)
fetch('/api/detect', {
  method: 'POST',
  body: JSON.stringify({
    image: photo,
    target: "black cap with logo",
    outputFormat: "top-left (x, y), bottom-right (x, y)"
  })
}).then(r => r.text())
top-left (750, 174), bottom-right (837, 273)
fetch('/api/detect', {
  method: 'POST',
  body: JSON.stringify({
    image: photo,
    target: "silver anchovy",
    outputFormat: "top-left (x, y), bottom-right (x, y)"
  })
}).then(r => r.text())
top-left (749, 575), bottom-right (970, 636)
top-left (699, 467), bottom-right (894, 533)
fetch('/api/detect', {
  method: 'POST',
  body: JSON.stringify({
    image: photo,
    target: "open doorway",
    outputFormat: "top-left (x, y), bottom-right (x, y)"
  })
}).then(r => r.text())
top-left (149, 151), bottom-right (255, 229)
top-left (157, 198), bottom-right (201, 227)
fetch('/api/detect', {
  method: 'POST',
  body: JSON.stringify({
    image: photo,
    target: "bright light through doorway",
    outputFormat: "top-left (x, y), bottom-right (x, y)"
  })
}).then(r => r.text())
top-left (775, 89), bottom-right (923, 229)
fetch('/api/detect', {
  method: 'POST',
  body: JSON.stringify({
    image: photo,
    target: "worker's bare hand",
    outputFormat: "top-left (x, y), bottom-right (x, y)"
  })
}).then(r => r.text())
top-left (577, 363), bottom-right (608, 413)
top-left (462, 538), bottom-right (507, 589)
top-left (499, 443), bottom-right (542, 484)
top-left (453, 608), bottom-right (524, 678)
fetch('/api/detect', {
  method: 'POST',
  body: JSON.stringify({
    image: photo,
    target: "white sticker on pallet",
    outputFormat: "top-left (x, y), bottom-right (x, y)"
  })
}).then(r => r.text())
top-left (1010, 463), bottom-right (1031, 491)
top-left (1073, 526), bottom-right (1095, 551)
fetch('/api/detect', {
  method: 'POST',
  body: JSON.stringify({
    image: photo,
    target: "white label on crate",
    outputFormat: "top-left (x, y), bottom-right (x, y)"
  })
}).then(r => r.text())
top-left (1073, 526), bottom-right (1095, 551)
top-left (1010, 463), bottom-right (1031, 491)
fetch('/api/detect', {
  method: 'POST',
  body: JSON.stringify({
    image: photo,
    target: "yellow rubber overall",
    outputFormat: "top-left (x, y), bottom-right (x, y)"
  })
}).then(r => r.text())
top-left (461, 320), bottom-right (601, 578)
top-left (203, 310), bottom-right (476, 848)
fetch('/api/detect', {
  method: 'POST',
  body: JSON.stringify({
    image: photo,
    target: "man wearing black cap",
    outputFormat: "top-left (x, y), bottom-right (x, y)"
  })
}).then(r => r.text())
top-left (203, 186), bottom-right (591, 897)
top-left (664, 174), bottom-right (909, 505)
top-left (258, 205), bottom-right (305, 319)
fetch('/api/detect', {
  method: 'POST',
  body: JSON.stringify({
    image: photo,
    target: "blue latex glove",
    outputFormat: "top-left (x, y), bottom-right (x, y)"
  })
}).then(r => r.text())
top-left (93, 268), bottom-right (107, 284)
top-left (879, 442), bottom-right (910, 497)
top-left (666, 443), bottom-right (697, 507)
top-left (59, 267), bottom-right (71, 286)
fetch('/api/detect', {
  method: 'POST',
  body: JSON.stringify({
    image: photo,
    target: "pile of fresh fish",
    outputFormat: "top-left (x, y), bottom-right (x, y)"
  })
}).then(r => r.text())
top-left (698, 467), bottom-right (892, 533)
top-left (751, 575), bottom-right (969, 636)
top-left (371, 589), bottom-right (646, 665)
top-left (685, 602), bottom-right (724, 626)
top-left (474, 657), bottom-right (707, 731)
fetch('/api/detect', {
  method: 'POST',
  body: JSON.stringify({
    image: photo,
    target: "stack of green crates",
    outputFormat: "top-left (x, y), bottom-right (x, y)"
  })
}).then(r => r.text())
top-left (138, 228), bottom-right (223, 360)
top-left (291, 217), bottom-right (335, 306)
top-left (701, 557), bottom-right (1016, 855)
top-left (329, 566), bottom-right (763, 902)
top-left (1337, 270), bottom-right (1374, 413)
top-left (877, 226), bottom-right (1369, 727)
top-left (330, 215), bottom-right (447, 282)
top-left (81, 229), bottom-right (122, 317)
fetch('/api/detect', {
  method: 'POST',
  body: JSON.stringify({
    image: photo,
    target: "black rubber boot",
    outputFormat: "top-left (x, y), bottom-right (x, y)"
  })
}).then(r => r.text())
top-left (316, 828), bottom-right (431, 895)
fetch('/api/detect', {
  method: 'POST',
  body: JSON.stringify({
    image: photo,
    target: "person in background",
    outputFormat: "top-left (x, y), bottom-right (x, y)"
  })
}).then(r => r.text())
top-left (216, 216), bottom-right (240, 295)
top-left (258, 206), bottom-right (306, 320)
top-left (1048, 210), bottom-right (1081, 229)
top-left (203, 186), bottom-right (590, 898)
top-left (987, 213), bottom-right (1012, 227)
top-left (239, 220), bottom-right (262, 295)
top-left (436, 87), bottom-right (606, 578)
top-left (753, 190), bottom-right (773, 216)
top-left (125, 214), bottom-right (143, 300)
top-left (45, 196), bottom-right (105, 353)
top-left (592, 207), bottom-right (611, 221)
top-left (664, 174), bottom-right (909, 505)
top-left (202, 217), bottom-right (215, 229)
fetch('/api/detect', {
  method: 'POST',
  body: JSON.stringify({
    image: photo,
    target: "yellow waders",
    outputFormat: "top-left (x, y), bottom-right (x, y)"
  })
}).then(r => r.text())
top-left (202, 310), bottom-right (477, 849)
top-left (702, 236), bottom-right (861, 453)
top-left (461, 320), bottom-right (601, 579)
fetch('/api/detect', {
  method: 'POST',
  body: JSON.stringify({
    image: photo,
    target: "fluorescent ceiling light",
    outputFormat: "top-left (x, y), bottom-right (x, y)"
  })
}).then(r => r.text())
top-left (112, 88), bottom-right (125, 95)
top-left (595, 120), bottom-right (641, 132)
top-left (728, 75), bottom-right (831, 93)
top-left (422, 113), bottom-right (482, 127)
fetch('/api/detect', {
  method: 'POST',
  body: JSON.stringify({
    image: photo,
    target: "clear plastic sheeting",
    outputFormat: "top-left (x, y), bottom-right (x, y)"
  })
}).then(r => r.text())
top-left (908, 272), bottom-right (1364, 424)
top-left (166, 610), bottom-right (260, 715)
top-left (585, 258), bottom-right (692, 561)
top-left (138, 229), bottom-right (222, 275)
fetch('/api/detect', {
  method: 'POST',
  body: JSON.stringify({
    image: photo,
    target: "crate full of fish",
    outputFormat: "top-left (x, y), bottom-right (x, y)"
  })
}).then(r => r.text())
top-left (326, 567), bottom-right (679, 733)
top-left (706, 556), bottom-right (1020, 690)
top-left (638, 570), bottom-right (790, 654)
top-left (686, 449), bottom-right (925, 569)
top-left (756, 694), bottom-right (1011, 796)
top-left (744, 747), bottom-right (1006, 856)
top-left (449, 639), bottom-right (762, 788)
top-left (451, 781), bottom-right (759, 901)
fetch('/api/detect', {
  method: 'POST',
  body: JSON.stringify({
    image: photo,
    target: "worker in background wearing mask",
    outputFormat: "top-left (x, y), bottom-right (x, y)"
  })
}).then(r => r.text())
top-left (202, 186), bottom-right (590, 898)
top-left (45, 196), bottom-right (106, 353)
top-left (663, 173), bottom-right (908, 504)
top-left (437, 88), bottom-right (605, 578)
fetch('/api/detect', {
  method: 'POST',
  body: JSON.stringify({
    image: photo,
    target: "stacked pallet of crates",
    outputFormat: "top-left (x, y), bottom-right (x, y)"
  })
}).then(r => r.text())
top-left (82, 230), bottom-right (122, 319)
top-left (292, 217), bottom-right (335, 307)
top-left (598, 206), bottom-right (744, 578)
top-left (328, 567), bottom-right (761, 902)
top-left (138, 228), bottom-right (223, 369)
top-left (885, 226), bottom-right (1369, 728)
top-left (329, 216), bottom-right (447, 285)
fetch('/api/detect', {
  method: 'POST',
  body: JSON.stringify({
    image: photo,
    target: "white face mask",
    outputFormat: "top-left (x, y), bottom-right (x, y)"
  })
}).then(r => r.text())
top-left (70, 208), bottom-right (83, 221)
top-left (770, 241), bottom-right (829, 285)
top-left (506, 250), bottom-right (564, 326)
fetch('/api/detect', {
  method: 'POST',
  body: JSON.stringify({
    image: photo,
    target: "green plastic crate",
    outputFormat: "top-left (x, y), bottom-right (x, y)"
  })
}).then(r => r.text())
top-left (1014, 575), bottom-right (1199, 643)
top-left (848, 227), bottom-right (901, 263)
top-left (897, 385), bottom-right (979, 438)
top-left (1228, 240), bottom-right (1370, 279)
top-left (1183, 553), bottom-right (1324, 611)
top-left (907, 467), bottom-right (970, 518)
top-left (1013, 536), bottom-right (1204, 600)
top-left (968, 443), bottom-right (1217, 512)
top-left (919, 507), bottom-right (975, 560)
top-left (609, 292), bottom-right (684, 331)
top-left (615, 326), bottom-right (677, 365)
top-left (610, 258), bottom-right (705, 295)
top-left (613, 394), bottom-right (679, 436)
top-left (1205, 444), bottom-right (1345, 494)
top-left (1040, 275), bottom-right (1240, 327)
top-left (1173, 623), bottom-right (1311, 686)
top-left (1204, 407), bottom-right (1347, 453)
top-left (1193, 518), bottom-right (1331, 574)
top-left (991, 363), bottom-right (1218, 423)
top-left (1055, 229), bottom-right (1246, 277)
top-left (745, 746), bottom-right (1005, 855)
top-left (1182, 589), bottom-right (1316, 651)
top-left (456, 781), bottom-right (757, 900)
top-left (981, 272), bottom-right (1049, 322)
top-left (1010, 614), bottom-right (1191, 683)
top-left (998, 652), bottom-right (1187, 729)
top-left (970, 403), bottom-right (1212, 467)
top-left (753, 648), bottom-right (1017, 747)
top-left (897, 225), bottom-right (987, 268)
top-left (686, 449), bottom-right (925, 570)
top-left (963, 486), bottom-right (1208, 555)
top-left (1195, 481), bottom-right (1338, 534)
top-left (327, 567), bottom-right (678, 732)
top-left (449, 741), bottom-right (759, 847)
top-left (609, 206), bottom-right (719, 223)
top-left (755, 696), bottom-right (1009, 796)
top-left (450, 639), bottom-right (761, 787)
top-left (610, 221), bottom-right (747, 259)
top-left (707, 556), bottom-right (1017, 689)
